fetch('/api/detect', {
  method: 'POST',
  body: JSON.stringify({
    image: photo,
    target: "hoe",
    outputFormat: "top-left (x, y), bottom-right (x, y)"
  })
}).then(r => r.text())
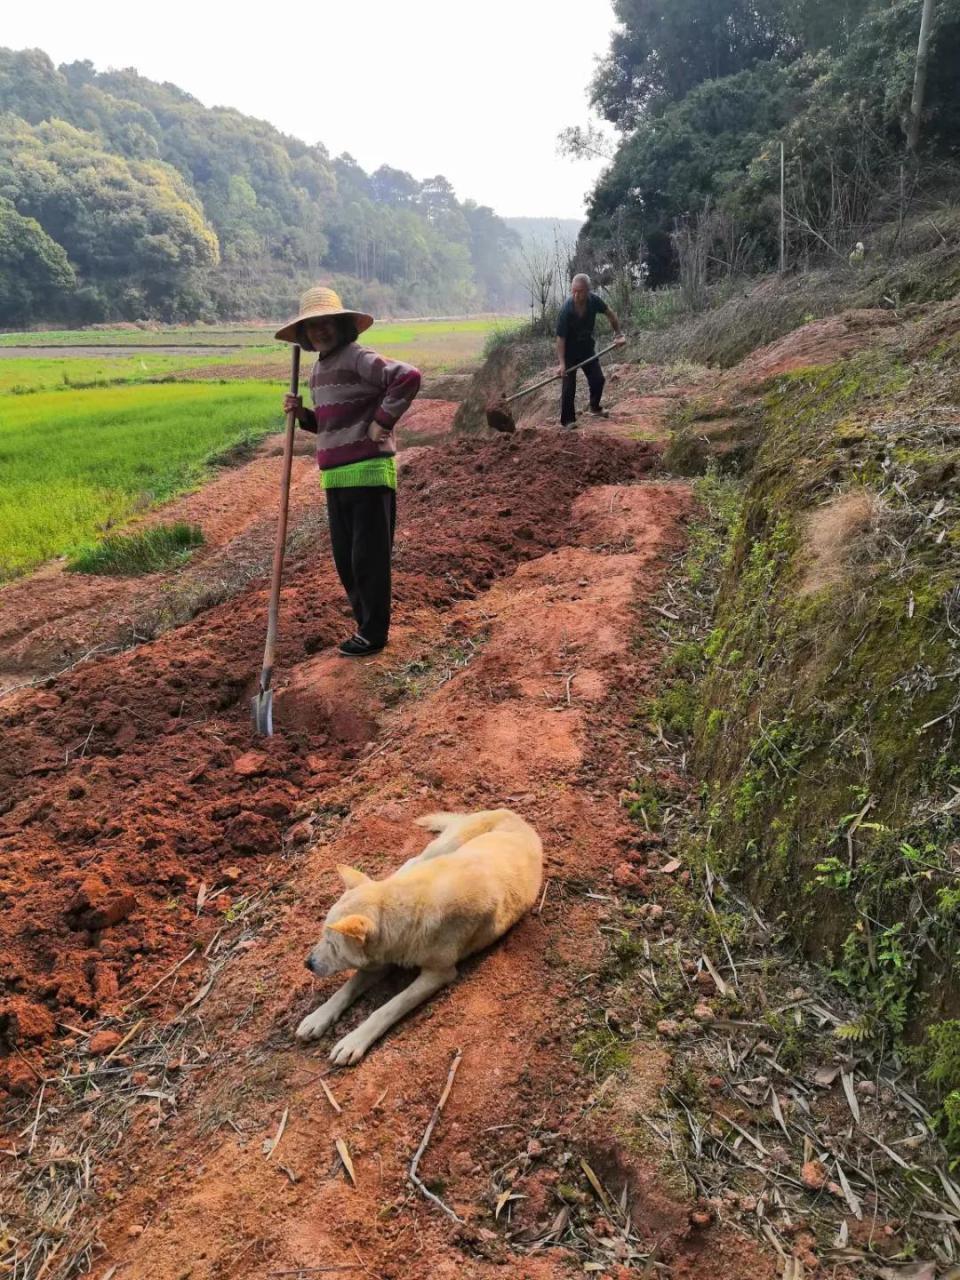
top-left (485, 339), bottom-right (623, 433)
top-left (252, 345), bottom-right (301, 735)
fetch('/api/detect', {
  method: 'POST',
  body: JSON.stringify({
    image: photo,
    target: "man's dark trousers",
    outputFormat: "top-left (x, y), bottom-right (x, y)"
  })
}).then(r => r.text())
top-left (325, 486), bottom-right (396, 646)
top-left (560, 347), bottom-right (605, 426)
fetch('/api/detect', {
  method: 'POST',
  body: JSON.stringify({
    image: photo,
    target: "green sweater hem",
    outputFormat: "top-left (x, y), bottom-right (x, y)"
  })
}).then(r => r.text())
top-left (321, 457), bottom-right (397, 491)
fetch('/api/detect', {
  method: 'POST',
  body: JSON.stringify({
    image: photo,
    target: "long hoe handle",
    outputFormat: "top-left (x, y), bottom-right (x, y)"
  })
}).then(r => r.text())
top-left (503, 339), bottom-right (623, 406)
top-left (253, 344), bottom-right (301, 734)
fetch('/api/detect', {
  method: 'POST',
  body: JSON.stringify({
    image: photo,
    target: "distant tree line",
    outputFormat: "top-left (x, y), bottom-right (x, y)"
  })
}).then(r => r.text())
top-left (0, 48), bottom-right (526, 326)
top-left (573, 0), bottom-right (960, 285)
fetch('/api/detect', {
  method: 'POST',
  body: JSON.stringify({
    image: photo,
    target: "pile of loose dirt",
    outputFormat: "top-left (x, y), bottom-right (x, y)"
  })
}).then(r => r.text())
top-left (0, 430), bottom-right (658, 1094)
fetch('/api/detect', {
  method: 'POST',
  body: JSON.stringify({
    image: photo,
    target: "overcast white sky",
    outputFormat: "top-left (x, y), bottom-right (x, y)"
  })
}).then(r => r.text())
top-left (5, 0), bottom-right (617, 221)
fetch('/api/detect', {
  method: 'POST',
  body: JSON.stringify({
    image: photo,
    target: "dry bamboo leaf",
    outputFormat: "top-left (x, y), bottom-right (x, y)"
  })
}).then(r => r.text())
top-left (701, 954), bottom-right (729, 996)
top-left (724, 1114), bottom-right (768, 1155)
top-left (840, 1071), bottom-right (861, 1124)
top-left (196, 882), bottom-right (208, 914)
top-left (544, 1205), bottom-right (569, 1241)
top-left (865, 1131), bottom-right (911, 1170)
top-left (336, 1137), bottom-right (356, 1186)
top-left (761, 1223), bottom-right (787, 1259)
top-left (835, 1160), bottom-right (862, 1220)
top-left (262, 1107), bottom-right (289, 1159)
top-left (494, 1189), bottom-right (525, 1219)
top-left (769, 1086), bottom-right (789, 1137)
top-left (318, 1077), bottom-right (342, 1115)
top-left (940, 1170), bottom-right (960, 1214)
top-left (580, 1158), bottom-right (614, 1216)
top-left (177, 976), bottom-right (214, 1017)
top-left (814, 1065), bottom-right (841, 1087)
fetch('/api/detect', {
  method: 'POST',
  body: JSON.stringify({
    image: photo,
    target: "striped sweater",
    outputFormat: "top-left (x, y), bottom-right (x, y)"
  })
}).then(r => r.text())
top-left (305, 343), bottom-right (421, 480)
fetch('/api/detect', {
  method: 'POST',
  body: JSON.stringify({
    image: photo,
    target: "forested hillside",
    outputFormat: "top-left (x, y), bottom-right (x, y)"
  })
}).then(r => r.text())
top-left (575, 0), bottom-right (960, 285)
top-left (0, 48), bottom-right (526, 325)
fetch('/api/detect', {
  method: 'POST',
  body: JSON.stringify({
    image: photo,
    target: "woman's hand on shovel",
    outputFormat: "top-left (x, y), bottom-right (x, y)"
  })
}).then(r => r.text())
top-left (283, 394), bottom-right (316, 431)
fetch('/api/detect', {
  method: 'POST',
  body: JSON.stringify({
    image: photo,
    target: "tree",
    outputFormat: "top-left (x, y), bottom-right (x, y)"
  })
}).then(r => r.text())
top-left (370, 165), bottom-right (420, 206)
top-left (0, 197), bottom-right (74, 325)
top-left (907, 0), bottom-right (937, 152)
top-left (584, 62), bottom-right (801, 283)
top-left (0, 116), bottom-right (219, 317)
top-left (0, 46), bottom-right (531, 320)
top-left (589, 0), bottom-right (881, 128)
top-left (519, 240), bottom-right (556, 327)
top-left (590, 0), bottom-right (799, 127)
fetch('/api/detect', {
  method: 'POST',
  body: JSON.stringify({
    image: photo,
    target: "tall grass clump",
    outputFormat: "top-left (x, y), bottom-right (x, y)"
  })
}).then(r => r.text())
top-left (481, 318), bottom-right (532, 360)
top-left (68, 522), bottom-right (204, 575)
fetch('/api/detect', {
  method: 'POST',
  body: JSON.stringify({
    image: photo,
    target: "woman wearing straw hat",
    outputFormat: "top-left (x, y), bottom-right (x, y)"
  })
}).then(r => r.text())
top-left (277, 286), bottom-right (421, 657)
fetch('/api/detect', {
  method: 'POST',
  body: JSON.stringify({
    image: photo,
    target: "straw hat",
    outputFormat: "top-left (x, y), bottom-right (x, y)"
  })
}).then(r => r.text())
top-left (275, 285), bottom-right (374, 347)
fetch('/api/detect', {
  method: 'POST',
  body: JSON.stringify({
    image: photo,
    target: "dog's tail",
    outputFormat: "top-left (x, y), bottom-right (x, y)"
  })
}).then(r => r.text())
top-left (414, 809), bottom-right (519, 860)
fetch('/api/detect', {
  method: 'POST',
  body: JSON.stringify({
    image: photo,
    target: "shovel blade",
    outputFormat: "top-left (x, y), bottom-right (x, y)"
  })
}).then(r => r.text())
top-left (251, 687), bottom-right (274, 736)
top-left (485, 402), bottom-right (516, 433)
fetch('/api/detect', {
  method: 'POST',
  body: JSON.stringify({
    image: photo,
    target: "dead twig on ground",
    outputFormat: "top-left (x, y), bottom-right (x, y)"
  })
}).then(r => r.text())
top-left (408, 1048), bottom-right (463, 1223)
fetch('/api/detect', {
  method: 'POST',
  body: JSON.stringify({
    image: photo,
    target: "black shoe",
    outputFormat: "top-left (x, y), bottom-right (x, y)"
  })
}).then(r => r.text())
top-left (560, 420), bottom-right (578, 431)
top-left (589, 406), bottom-right (609, 419)
top-left (338, 634), bottom-right (386, 658)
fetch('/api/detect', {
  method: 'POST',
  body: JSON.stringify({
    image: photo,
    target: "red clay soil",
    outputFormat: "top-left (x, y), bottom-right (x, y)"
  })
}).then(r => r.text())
top-left (0, 414), bottom-right (785, 1279)
top-left (0, 428), bottom-right (657, 1092)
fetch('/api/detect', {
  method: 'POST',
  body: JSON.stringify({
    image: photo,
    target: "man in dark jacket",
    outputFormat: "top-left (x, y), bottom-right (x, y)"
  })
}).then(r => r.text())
top-left (555, 274), bottom-right (625, 428)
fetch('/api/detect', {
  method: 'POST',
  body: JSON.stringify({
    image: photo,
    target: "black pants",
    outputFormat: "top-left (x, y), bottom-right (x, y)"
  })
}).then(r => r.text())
top-left (560, 349), bottom-right (605, 426)
top-left (325, 486), bottom-right (396, 646)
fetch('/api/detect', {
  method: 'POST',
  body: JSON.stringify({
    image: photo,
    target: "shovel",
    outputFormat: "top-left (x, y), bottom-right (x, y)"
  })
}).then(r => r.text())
top-left (252, 344), bottom-right (301, 735)
top-left (485, 339), bottom-right (624, 433)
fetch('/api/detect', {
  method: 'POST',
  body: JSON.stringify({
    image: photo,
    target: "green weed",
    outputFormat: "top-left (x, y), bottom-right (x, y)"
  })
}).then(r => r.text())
top-left (67, 522), bottom-right (204, 576)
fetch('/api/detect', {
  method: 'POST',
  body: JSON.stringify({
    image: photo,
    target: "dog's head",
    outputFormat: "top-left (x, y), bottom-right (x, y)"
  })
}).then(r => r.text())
top-left (305, 865), bottom-right (377, 977)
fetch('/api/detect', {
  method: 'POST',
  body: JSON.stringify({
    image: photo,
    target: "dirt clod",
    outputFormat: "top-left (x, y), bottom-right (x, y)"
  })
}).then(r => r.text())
top-left (87, 1030), bottom-right (123, 1055)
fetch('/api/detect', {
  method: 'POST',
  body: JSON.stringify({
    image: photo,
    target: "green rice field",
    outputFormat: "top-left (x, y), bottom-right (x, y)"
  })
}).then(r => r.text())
top-left (0, 383), bottom-right (279, 578)
top-left (0, 354), bottom-right (239, 395)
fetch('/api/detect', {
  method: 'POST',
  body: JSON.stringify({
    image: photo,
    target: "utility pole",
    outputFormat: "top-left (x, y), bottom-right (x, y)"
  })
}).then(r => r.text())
top-left (907, 0), bottom-right (936, 153)
top-left (779, 142), bottom-right (786, 274)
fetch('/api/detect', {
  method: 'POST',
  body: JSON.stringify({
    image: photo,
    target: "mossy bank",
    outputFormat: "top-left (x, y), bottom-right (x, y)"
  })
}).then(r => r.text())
top-left (671, 298), bottom-right (960, 1145)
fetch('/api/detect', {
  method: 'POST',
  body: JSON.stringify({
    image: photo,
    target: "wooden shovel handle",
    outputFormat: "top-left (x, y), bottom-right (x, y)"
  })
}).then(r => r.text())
top-left (504, 339), bottom-right (623, 405)
top-left (259, 344), bottom-right (301, 691)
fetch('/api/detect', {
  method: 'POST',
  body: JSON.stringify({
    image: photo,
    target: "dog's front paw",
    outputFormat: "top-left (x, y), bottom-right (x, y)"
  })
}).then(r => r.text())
top-left (329, 1028), bottom-right (369, 1067)
top-left (296, 1006), bottom-right (337, 1043)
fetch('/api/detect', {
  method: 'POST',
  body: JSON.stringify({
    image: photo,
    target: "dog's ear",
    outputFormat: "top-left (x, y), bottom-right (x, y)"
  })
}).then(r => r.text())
top-left (327, 914), bottom-right (374, 946)
top-left (337, 864), bottom-right (370, 889)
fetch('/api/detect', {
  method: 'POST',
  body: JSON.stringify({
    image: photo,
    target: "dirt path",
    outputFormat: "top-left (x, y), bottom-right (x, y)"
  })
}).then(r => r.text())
top-left (0, 394), bottom-right (779, 1278)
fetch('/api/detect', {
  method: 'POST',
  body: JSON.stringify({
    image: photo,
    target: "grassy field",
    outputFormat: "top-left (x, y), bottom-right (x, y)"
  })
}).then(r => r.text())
top-left (0, 327), bottom-right (274, 348)
top-left (0, 316), bottom-right (518, 352)
top-left (0, 383), bottom-right (279, 578)
top-left (0, 354), bottom-right (238, 395)
top-left (0, 316), bottom-right (519, 580)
